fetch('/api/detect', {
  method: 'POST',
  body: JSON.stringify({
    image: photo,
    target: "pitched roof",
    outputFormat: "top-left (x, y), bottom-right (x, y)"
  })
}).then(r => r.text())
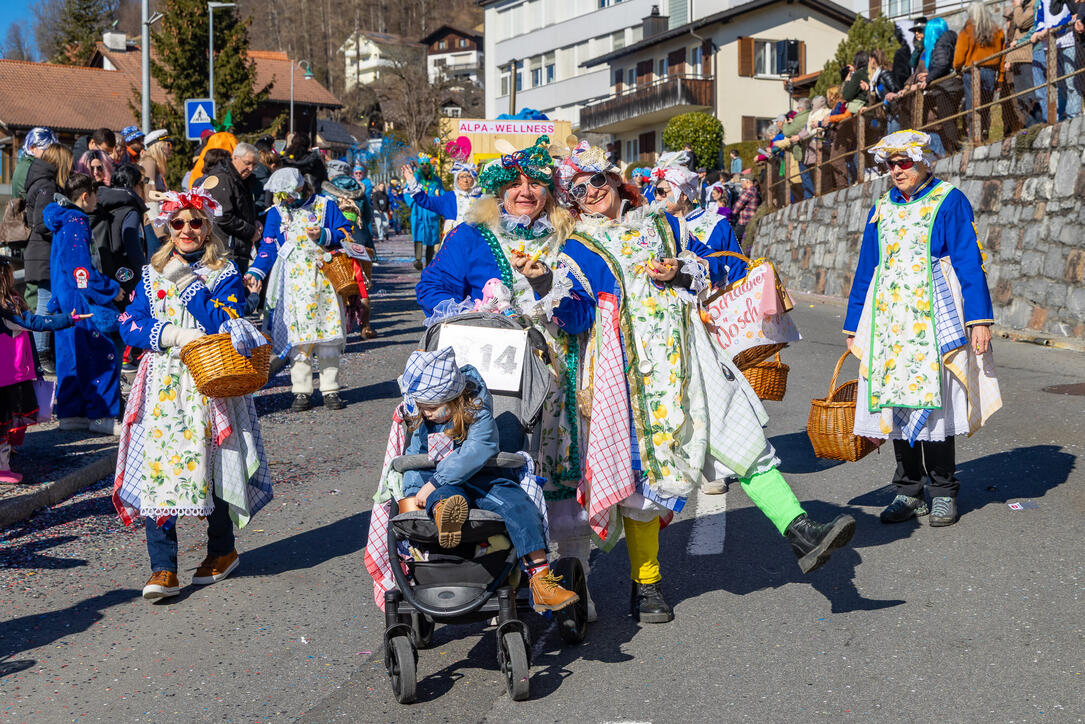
top-left (316, 118), bottom-right (356, 146)
top-left (93, 42), bottom-right (341, 108)
top-left (0, 59), bottom-right (138, 133)
top-left (420, 24), bottom-right (483, 46)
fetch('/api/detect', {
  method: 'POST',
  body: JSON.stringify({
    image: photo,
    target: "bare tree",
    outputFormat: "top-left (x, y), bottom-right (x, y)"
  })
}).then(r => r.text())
top-left (31, 0), bottom-right (64, 61)
top-left (373, 46), bottom-right (454, 150)
top-left (3, 22), bottom-right (35, 61)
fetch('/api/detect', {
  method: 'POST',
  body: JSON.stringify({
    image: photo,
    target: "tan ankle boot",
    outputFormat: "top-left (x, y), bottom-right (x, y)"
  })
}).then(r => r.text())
top-left (529, 568), bottom-right (580, 612)
top-left (433, 495), bottom-right (468, 548)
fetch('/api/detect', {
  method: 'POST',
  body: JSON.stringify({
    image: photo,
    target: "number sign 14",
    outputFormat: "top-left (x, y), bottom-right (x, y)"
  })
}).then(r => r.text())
top-left (435, 325), bottom-right (528, 392)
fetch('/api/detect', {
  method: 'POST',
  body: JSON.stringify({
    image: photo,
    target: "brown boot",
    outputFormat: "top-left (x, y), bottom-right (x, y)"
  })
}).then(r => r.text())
top-left (433, 495), bottom-right (468, 548)
top-left (142, 570), bottom-right (180, 601)
top-left (529, 567), bottom-right (580, 612)
top-left (193, 550), bottom-right (239, 585)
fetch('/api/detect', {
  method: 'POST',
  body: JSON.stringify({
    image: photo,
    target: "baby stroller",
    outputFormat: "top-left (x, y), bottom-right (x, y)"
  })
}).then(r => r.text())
top-left (381, 312), bottom-right (590, 703)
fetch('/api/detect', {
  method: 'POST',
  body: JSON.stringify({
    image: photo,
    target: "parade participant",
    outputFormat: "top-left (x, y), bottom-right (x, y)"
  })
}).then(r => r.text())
top-left (112, 186), bottom-right (271, 601)
top-left (845, 130), bottom-right (1000, 527)
top-left (321, 165), bottom-right (377, 340)
top-left (649, 152), bottom-right (747, 285)
top-left (405, 153), bottom-right (444, 270)
top-left (397, 347), bottom-right (579, 611)
top-left (0, 259), bottom-right (81, 483)
top-left (244, 168), bottom-right (352, 412)
top-left (534, 141), bottom-right (855, 623)
top-left (399, 160), bottom-right (482, 237)
top-left (45, 173), bottom-right (125, 435)
top-left (415, 135), bottom-right (597, 619)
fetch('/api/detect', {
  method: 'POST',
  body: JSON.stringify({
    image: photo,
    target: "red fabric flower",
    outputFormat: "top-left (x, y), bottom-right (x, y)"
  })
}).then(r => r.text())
top-left (156, 289), bottom-right (167, 299)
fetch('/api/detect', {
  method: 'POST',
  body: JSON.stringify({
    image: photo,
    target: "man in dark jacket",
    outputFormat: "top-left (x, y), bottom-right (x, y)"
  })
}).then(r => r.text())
top-left (72, 128), bottom-right (116, 165)
top-left (203, 142), bottom-right (261, 275)
top-left (891, 26), bottom-right (914, 89)
top-left (90, 166), bottom-right (147, 295)
top-left (371, 183), bottom-right (389, 241)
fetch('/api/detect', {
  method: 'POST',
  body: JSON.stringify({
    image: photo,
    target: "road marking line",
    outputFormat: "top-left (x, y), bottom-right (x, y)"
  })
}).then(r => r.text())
top-left (687, 488), bottom-right (727, 556)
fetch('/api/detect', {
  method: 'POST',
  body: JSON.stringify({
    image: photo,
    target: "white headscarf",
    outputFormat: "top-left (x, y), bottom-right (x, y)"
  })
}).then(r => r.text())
top-left (868, 129), bottom-right (936, 165)
top-left (650, 151), bottom-right (700, 204)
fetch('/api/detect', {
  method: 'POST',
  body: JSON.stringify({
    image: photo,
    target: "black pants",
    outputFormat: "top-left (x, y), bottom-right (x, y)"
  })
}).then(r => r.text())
top-left (892, 437), bottom-right (957, 499)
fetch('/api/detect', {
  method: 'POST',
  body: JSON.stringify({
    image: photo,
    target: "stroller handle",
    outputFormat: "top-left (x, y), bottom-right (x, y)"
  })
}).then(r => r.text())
top-left (391, 452), bottom-right (527, 473)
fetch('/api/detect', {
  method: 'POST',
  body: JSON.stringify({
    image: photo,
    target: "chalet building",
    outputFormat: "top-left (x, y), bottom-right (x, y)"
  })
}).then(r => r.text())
top-left (422, 25), bottom-right (484, 89)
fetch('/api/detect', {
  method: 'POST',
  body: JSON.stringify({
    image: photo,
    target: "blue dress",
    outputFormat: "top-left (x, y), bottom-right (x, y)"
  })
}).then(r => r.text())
top-left (44, 202), bottom-right (122, 420)
top-left (405, 172), bottom-right (444, 247)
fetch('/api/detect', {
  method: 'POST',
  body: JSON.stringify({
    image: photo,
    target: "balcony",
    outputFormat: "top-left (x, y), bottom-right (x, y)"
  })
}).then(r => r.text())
top-left (580, 75), bottom-right (714, 135)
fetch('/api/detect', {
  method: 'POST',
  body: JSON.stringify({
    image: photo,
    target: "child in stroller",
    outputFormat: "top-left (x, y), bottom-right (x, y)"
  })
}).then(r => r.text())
top-left (397, 346), bottom-right (578, 612)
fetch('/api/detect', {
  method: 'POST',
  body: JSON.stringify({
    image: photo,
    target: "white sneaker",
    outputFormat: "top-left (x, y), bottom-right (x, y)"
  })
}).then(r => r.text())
top-left (58, 417), bottom-right (90, 430)
top-left (88, 418), bottom-right (121, 435)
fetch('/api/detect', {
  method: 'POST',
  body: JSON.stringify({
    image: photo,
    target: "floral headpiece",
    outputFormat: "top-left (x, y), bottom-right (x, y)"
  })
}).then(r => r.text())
top-left (417, 152), bottom-right (433, 167)
top-left (477, 135), bottom-right (555, 194)
top-left (868, 129), bottom-right (935, 165)
top-left (152, 187), bottom-right (222, 228)
top-left (553, 140), bottom-right (619, 206)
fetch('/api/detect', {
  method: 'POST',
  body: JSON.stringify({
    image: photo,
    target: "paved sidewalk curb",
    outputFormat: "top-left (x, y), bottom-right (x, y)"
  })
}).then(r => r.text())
top-left (0, 450), bottom-right (116, 530)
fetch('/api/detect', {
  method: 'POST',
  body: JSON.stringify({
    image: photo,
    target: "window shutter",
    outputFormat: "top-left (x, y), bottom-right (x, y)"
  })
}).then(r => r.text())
top-left (738, 37), bottom-right (755, 77)
top-left (868, 0), bottom-right (880, 18)
top-left (636, 59), bottom-right (653, 82)
top-left (923, 0), bottom-right (937, 14)
top-left (798, 40), bottom-right (806, 76)
top-left (668, 47), bottom-right (687, 73)
top-left (638, 131), bottom-right (656, 155)
top-left (741, 116), bottom-right (757, 142)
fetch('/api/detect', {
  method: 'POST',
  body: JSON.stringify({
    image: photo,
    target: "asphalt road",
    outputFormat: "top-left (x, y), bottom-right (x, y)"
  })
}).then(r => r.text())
top-left (2, 240), bottom-right (1083, 724)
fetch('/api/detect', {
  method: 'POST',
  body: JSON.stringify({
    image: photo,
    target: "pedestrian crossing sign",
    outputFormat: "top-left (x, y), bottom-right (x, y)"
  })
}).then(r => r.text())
top-left (184, 98), bottom-right (216, 140)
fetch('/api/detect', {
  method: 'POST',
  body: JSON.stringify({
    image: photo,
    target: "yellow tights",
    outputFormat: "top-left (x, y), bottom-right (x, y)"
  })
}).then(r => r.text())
top-left (623, 516), bottom-right (661, 584)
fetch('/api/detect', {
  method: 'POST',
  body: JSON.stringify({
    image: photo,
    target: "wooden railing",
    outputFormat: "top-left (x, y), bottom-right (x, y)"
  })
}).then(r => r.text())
top-left (580, 74), bottom-right (714, 132)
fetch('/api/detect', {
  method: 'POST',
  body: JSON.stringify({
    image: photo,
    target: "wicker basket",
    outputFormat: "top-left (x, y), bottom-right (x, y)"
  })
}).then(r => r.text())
top-left (180, 332), bottom-right (271, 398)
top-left (806, 351), bottom-right (878, 462)
top-left (743, 352), bottom-right (789, 401)
top-left (320, 252), bottom-right (360, 298)
top-left (733, 342), bottom-right (788, 371)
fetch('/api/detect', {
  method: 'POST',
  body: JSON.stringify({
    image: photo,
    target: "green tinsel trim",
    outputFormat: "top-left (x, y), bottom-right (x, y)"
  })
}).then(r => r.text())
top-left (477, 225), bottom-right (515, 290)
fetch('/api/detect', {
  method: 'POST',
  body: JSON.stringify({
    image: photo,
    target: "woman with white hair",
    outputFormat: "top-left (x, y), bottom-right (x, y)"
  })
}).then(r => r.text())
top-left (953, 0), bottom-right (1005, 141)
top-left (845, 130), bottom-right (1000, 528)
top-left (244, 167), bottom-right (353, 412)
top-left (399, 160), bottom-right (482, 237)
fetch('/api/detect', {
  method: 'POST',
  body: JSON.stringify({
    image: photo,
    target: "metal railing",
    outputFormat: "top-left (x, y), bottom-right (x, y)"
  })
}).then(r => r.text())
top-left (758, 24), bottom-right (1084, 210)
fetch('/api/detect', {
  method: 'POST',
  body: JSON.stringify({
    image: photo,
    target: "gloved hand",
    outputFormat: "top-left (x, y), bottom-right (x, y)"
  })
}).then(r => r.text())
top-left (160, 323), bottom-right (205, 350)
top-left (219, 317), bottom-right (268, 358)
top-left (162, 256), bottom-right (199, 291)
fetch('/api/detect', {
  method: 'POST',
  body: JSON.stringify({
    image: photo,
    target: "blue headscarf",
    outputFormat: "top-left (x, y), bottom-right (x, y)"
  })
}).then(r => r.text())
top-left (921, 17), bottom-right (948, 71)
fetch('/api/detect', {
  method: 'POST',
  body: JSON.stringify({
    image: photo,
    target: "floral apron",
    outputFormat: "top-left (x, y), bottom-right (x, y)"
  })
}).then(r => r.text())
top-left (867, 181), bottom-right (952, 412)
top-left (267, 197), bottom-right (345, 349)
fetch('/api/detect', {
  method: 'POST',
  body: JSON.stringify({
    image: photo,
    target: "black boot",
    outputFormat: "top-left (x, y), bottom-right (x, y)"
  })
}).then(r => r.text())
top-left (630, 581), bottom-right (674, 624)
top-left (785, 514), bottom-right (856, 574)
top-left (291, 393), bottom-right (311, 412)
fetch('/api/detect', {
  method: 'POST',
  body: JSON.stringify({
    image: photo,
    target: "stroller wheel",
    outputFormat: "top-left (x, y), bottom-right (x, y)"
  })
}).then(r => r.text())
top-left (385, 635), bottom-right (417, 704)
top-left (552, 558), bottom-right (589, 645)
top-left (497, 630), bottom-right (530, 701)
top-left (410, 612), bottom-right (435, 649)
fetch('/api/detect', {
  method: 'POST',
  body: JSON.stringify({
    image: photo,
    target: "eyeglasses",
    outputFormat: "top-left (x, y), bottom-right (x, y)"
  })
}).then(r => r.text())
top-left (569, 172), bottom-right (609, 200)
top-left (653, 186), bottom-right (670, 198)
top-left (886, 158), bottom-right (915, 170)
top-left (169, 217), bottom-right (205, 231)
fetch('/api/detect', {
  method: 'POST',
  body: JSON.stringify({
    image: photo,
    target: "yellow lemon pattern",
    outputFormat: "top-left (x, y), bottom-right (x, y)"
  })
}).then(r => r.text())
top-left (276, 196), bottom-right (346, 347)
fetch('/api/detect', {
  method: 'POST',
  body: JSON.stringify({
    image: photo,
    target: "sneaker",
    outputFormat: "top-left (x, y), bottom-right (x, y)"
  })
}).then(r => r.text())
top-left (433, 494), bottom-right (469, 548)
top-left (40, 357), bottom-right (56, 375)
top-left (88, 418), bottom-right (121, 435)
top-left (928, 496), bottom-right (958, 527)
top-left (58, 417), bottom-right (90, 430)
top-left (291, 393), bottom-right (311, 412)
top-left (361, 326), bottom-right (378, 339)
top-left (192, 550), bottom-right (239, 585)
top-left (529, 568), bottom-right (580, 612)
top-left (630, 581), bottom-right (674, 624)
top-left (413, 259), bottom-right (423, 271)
top-left (785, 513), bottom-right (857, 574)
top-left (0, 470), bottom-right (23, 484)
top-left (322, 393), bottom-right (345, 410)
top-left (880, 494), bottom-right (929, 523)
top-left (142, 570), bottom-right (180, 600)
top-left (703, 475), bottom-right (738, 495)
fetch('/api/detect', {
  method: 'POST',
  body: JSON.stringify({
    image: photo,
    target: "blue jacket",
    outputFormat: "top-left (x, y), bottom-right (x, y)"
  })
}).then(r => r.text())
top-left (0, 308), bottom-right (73, 336)
top-left (405, 172), bottom-right (444, 246)
top-left (44, 201), bottom-right (121, 335)
top-left (415, 222), bottom-right (595, 334)
top-left (402, 366), bottom-right (500, 495)
top-left (246, 196), bottom-right (351, 281)
top-left (844, 178), bottom-right (994, 334)
top-left (120, 262), bottom-right (246, 352)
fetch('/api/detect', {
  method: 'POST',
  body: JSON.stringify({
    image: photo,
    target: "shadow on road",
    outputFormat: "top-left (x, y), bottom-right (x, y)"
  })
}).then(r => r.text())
top-left (234, 511), bottom-right (370, 578)
top-left (770, 430), bottom-right (846, 474)
top-left (0, 588), bottom-right (138, 667)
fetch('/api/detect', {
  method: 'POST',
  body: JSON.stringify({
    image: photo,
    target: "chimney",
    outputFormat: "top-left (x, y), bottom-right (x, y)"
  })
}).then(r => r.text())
top-left (642, 5), bottom-right (669, 38)
top-left (102, 32), bottom-right (127, 51)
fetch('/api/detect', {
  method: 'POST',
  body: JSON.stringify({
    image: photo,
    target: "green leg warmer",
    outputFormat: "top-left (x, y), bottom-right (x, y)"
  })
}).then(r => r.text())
top-left (740, 467), bottom-right (806, 536)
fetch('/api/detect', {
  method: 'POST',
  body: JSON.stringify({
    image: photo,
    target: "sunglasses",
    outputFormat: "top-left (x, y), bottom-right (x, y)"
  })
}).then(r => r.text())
top-left (886, 158), bottom-right (915, 170)
top-left (653, 186), bottom-right (671, 198)
top-left (169, 217), bottom-right (205, 231)
top-left (90, 165), bottom-right (104, 172)
top-left (569, 172), bottom-right (609, 200)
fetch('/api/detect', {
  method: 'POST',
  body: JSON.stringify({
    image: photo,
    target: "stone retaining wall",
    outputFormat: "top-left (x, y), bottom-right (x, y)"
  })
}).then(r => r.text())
top-left (749, 117), bottom-right (1085, 339)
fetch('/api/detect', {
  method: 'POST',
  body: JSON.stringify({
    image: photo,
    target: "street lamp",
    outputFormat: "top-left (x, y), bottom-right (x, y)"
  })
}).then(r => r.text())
top-left (208, 2), bottom-right (237, 102)
top-left (141, 4), bottom-right (164, 135)
top-left (289, 59), bottom-right (314, 135)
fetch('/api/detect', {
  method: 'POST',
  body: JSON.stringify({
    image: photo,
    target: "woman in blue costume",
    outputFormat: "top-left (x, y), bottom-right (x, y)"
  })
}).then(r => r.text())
top-left (400, 160), bottom-right (482, 238)
top-left (405, 153), bottom-right (445, 270)
top-left (524, 141), bottom-right (856, 624)
top-left (244, 168), bottom-right (353, 412)
top-left (113, 186), bottom-right (270, 602)
top-left (845, 131), bottom-right (1000, 528)
top-left (415, 134), bottom-right (598, 620)
top-left (45, 172), bottom-right (125, 434)
top-left (648, 152), bottom-right (747, 284)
